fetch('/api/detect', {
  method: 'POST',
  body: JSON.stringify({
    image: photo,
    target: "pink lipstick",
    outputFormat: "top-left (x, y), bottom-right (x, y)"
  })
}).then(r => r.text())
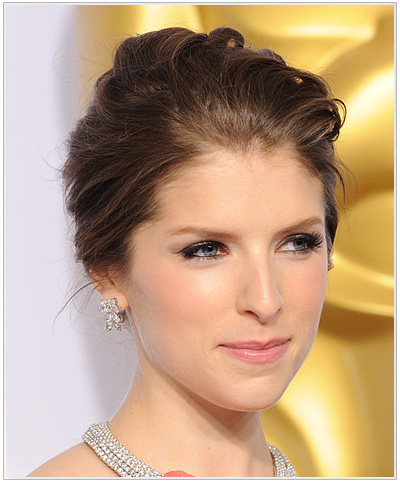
top-left (219, 338), bottom-right (290, 364)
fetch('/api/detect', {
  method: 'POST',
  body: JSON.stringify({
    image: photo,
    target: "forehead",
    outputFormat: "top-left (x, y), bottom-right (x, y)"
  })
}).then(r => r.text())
top-left (153, 148), bottom-right (325, 231)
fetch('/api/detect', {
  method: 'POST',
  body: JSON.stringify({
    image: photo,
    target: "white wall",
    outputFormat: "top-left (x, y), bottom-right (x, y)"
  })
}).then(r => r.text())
top-left (5, 5), bottom-right (137, 477)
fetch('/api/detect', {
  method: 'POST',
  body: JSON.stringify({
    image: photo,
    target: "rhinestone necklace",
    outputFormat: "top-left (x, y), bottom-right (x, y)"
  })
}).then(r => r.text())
top-left (83, 422), bottom-right (297, 477)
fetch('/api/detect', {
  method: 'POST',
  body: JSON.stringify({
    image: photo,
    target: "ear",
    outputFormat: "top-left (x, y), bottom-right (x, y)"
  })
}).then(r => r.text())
top-left (89, 268), bottom-right (129, 311)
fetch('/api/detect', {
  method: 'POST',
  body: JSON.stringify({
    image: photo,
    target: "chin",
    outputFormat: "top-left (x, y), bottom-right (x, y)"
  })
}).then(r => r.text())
top-left (209, 382), bottom-right (290, 413)
top-left (230, 394), bottom-right (287, 413)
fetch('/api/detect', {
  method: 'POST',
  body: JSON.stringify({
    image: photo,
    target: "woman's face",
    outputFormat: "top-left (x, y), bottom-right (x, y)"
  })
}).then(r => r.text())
top-left (115, 147), bottom-right (328, 412)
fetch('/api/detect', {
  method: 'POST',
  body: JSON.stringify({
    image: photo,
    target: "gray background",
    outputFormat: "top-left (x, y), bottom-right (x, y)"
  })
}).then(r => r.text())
top-left (5, 5), bottom-right (137, 477)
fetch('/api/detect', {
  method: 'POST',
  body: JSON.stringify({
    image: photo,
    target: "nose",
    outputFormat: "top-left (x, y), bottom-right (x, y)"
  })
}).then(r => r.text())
top-left (236, 259), bottom-right (283, 323)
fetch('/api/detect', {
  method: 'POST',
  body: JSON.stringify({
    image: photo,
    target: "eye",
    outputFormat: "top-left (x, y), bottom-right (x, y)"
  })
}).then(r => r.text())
top-left (279, 233), bottom-right (324, 254)
top-left (179, 241), bottom-right (228, 260)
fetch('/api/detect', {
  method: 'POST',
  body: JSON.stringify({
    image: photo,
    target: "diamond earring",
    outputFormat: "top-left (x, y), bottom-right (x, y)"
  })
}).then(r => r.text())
top-left (99, 298), bottom-right (124, 331)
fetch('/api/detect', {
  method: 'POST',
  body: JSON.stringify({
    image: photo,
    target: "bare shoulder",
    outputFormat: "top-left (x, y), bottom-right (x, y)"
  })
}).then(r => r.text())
top-left (28, 442), bottom-right (117, 478)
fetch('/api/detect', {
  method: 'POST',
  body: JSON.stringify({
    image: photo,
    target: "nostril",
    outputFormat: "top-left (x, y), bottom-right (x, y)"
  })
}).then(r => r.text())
top-left (244, 304), bottom-right (282, 324)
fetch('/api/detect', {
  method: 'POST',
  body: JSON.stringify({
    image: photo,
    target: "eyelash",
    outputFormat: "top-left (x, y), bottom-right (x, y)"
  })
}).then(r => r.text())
top-left (179, 241), bottom-right (228, 261)
top-left (280, 232), bottom-right (324, 255)
top-left (178, 232), bottom-right (324, 261)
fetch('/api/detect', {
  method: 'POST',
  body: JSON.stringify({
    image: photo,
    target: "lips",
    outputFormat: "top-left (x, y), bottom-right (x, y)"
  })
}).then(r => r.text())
top-left (219, 338), bottom-right (290, 364)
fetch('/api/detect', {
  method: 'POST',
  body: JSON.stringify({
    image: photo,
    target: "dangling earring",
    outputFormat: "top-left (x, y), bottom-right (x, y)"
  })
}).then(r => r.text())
top-left (99, 298), bottom-right (124, 331)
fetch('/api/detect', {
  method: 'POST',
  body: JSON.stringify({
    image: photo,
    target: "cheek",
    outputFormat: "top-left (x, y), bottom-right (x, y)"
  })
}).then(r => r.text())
top-left (126, 261), bottom-right (227, 353)
top-left (285, 249), bottom-right (328, 298)
top-left (299, 264), bottom-right (327, 310)
top-left (284, 258), bottom-right (328, 339)
top-left (141, 265), bottom-right (223, 315)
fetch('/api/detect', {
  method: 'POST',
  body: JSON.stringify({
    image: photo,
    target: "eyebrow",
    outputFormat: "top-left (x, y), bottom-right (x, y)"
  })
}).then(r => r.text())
top-left (277, 216), bottom-right (324, 236)
top-left (166, 216), bottom-right (324, 240)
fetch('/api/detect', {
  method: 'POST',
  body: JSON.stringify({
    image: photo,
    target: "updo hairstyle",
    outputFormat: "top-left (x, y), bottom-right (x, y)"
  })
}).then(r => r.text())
top-left (63, 27), bottom-right (346, 278)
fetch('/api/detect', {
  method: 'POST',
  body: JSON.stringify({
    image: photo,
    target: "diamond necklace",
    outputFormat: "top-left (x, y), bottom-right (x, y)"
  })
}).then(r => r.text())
top-left (83, 422), bottom-right (297, 477)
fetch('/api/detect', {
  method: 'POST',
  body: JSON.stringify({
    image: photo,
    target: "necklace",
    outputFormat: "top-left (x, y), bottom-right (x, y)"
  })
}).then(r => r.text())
top-left (83, 422), bottom-right (297, 477)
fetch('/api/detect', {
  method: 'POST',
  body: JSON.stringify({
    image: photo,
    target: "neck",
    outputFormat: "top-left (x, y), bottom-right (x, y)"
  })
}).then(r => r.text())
top-left (108, 360), bottom-right (273, 477)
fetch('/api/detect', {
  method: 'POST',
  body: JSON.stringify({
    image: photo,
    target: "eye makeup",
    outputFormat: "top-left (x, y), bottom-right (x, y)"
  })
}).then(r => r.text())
top-left (278, 232), bottom-right (324, 255)
top-left (178, 241), bottom-right (228, 261)
top-left (177, 231), bottom-right (324, 262)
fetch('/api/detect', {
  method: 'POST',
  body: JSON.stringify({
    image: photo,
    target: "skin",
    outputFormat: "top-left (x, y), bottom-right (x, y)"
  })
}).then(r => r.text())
top-left (29, 146), bottom-right (328, 477)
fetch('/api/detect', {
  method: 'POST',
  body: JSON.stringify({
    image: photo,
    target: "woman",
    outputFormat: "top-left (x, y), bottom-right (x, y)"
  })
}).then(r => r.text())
top-left (30, 26), bottom-right (347, 477)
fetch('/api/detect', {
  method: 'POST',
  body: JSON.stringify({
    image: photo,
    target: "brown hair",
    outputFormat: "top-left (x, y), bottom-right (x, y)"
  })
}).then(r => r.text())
top-left (63, 27), bottom-right (347, 277)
